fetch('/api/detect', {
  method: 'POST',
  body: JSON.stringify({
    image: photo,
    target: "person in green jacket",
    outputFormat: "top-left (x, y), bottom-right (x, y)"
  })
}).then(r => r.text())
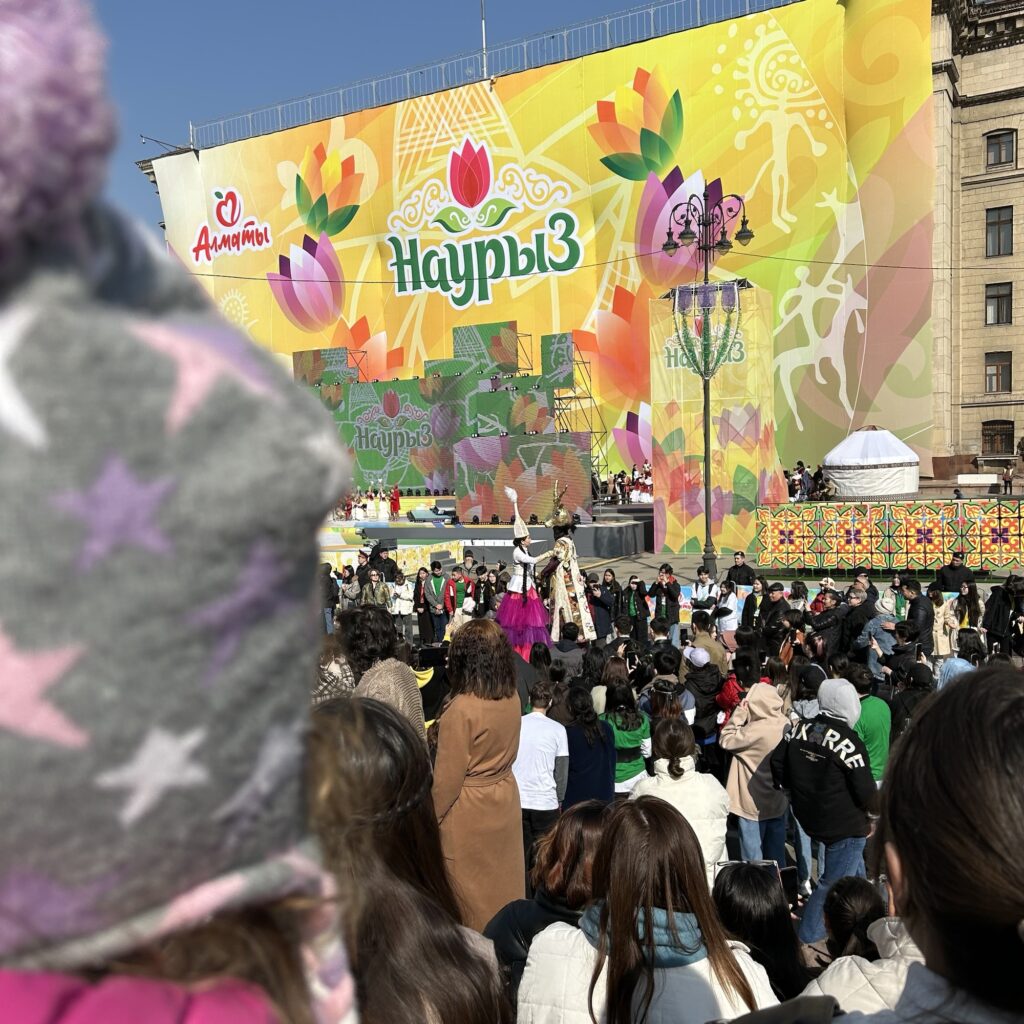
top-left (600, 680), bottom-right (651, 794)
top-left (850, 667), bottom-right (891, 783)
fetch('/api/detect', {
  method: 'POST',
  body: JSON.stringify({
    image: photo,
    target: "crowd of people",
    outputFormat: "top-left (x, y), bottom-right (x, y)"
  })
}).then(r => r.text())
top-left (4, 6), bottom-right (1022, 1022)
top-left (309, 540), bottom-right (1024, 1022)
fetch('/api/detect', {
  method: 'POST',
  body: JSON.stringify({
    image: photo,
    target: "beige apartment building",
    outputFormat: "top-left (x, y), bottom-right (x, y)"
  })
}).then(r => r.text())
top-left (933, 0), bottom-right (1024, 477)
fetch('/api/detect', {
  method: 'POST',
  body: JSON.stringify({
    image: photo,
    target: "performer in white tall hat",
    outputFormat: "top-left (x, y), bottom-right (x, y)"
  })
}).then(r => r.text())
top-left (494, 487), bottom-right (552, 659)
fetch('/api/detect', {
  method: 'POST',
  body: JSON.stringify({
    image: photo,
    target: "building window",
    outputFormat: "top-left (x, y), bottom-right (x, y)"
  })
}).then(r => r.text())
top-left (986, 351), bottom-right (1012, 393)
top-left (986, 130), bottom-right (1016, 168)
top-left (986, 206), bottom-right (1013, 256)
top-left (982, 419), bottom-right (1015, 455)
top-left (986, 283), bottom-right (1013, 325)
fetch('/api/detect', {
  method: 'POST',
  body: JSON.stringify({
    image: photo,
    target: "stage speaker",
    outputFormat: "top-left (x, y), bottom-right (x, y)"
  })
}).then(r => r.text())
top-left (408, 509), bottom-right (445, 523)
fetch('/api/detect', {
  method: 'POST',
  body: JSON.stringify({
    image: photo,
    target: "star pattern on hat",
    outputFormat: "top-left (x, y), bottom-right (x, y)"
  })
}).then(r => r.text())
top-left (130, 320), bottom-right (277, 434)
top-left (214, 719), bottom-right (305, 841)
top-left (52, 456), bottom-right (176, 571)
top-left (0, 624), bottom-right (86, 748)
top-left (95, 726), bottom-right (209, 826)
top-left (304, 430), bottom-right (350, 504)
top-left (0, 870), bottom-right (109, 955)
top-left (0, 305), bottom-right (47, 449)
top-left (188, 540), bottom-right (295, 686)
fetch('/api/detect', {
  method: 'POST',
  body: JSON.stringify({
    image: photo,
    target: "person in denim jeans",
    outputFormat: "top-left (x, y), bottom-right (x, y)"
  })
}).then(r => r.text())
top-left (855, 607), bottom-right (897, 679)
top-left (772, 678), bottom-right (877, 945)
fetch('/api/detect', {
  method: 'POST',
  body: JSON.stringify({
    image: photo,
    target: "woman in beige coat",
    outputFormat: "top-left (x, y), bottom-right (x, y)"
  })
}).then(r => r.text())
top-left (432, 618), bottom-right (525, 930)
top-left (719, 685), bottom-right (789, 868)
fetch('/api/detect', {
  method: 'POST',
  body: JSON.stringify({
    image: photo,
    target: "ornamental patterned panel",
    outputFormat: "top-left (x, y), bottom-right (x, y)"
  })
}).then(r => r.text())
top-left (754, 500), bottom-right (1022, 571)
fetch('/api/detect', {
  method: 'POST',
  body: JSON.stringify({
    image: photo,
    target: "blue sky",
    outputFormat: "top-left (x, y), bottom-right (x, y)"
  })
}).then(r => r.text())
top-left (95, 0), bottom-right (636, 228)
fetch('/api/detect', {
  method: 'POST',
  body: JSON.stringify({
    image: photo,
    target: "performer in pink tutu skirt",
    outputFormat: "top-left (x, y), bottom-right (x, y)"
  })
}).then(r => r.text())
top-left (495, 487), bottom-right (552, 659)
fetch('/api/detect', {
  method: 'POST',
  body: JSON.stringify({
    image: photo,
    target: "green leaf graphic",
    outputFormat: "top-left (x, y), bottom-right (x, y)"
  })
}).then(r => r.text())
top-left (296, 176), bottom-right (312, 222)
top-left (477, 196), bottom-right (517, 229)
top-left (660, 91), bottom-right (684, 153)
top-left (214, 190), bottom-right (223, 200)
top-left (431, 205), bottom-right (473, 234)
top-left (324, 205), bottom-right (359, 236)
top-left (732, 465), bottom-right (758, 513)
top-left (310, 193), bottom-right (329, 233)
top-left (599, 152), bottom-right (651, 181)
top-left (640, 128), bottom-right (673, 173)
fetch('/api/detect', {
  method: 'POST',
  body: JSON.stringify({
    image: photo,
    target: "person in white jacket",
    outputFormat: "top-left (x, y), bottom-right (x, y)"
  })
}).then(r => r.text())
top-left (804, 916), bottom-right (924, 1013)
top-left (629, 718), bottom-right (729, 887)
top-left (390, 570), bottom-right (415, 645)
top-left (839, 668), bottom-right (1024, 1024)
top-left (517, 797), bottom-right (777, 1024)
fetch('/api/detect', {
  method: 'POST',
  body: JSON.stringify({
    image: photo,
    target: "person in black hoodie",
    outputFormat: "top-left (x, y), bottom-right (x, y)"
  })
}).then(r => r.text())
top-left (682, 644), bottom-right (725, 780)
top-left (647, 563), bottom-right (682, 646)
top-left (319, 562), bottom-right (340, 634)
top-left (806, 589), bottom-right (847, 660)
top-left (483, 800), bottom-right (607, 1003)
top-left (889, 662), bottom-right (934, 743)
top-left (757, 582), bottom-right (791, 635)
top-left (901, 578), bottom-right (934, 656)
top-left (587, 573), bottom-right (616, 645)
top-left (727, 550), bottom-right (758, 587)
top-left (771, 678), bottom-right (877, 946)
top-left (933, 550), bottom-right (975, 592)
top-left (874, 620), bottom-right (918, 689)
top-left (838, 588), bottom-right (874, 659)
top-left (982, 574), bottom-right (1024, 655)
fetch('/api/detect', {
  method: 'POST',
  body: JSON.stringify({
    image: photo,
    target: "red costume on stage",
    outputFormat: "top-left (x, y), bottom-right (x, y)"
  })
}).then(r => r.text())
top-left (389, 485), bottom-right (401, 518)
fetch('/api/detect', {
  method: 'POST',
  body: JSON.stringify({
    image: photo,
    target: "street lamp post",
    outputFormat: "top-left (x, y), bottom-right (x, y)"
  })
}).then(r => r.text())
top-left (662, 186), bottom-right (754, 577)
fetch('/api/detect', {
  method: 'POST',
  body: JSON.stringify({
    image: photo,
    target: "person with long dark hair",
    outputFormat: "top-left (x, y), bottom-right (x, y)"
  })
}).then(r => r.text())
top-left (713, 862), bottom-right (813, 1000)
top-left (601, 680), bottom-right (651, 793)
top-left (413, 566), bottom-right (435, 644)
top-left (529, 641), bottom-right (553, 682)
top-left (563, 687), bottom-right (616, 807)
top-left (741, 576), bottom-right (769, 630)
top-left (432, 619), bottom-right (525, 930)
top-left (312, 697), bottom-right (511, 1023)
top-left (631, 718), bottom-right (729, 885)
top-left (341, 605), bottom-right (426, 740)
top-left (603, 568), bottom-right (623, 620)
top-left (484, 801), bottom-right (608, 1003)
top-left (832, 668), bottom-right (1024, 1022)
top-left (518, 798), bottom-right (776, 1022)
top-left (821, 876), bottom-right (885, 962)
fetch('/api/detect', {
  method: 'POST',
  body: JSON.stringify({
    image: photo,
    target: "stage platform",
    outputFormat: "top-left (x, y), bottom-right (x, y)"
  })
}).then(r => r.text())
top-left (319, 517), bottom-right (646, 574)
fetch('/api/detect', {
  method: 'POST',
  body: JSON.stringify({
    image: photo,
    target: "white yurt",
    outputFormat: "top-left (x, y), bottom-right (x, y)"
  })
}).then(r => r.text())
top-left (822, 426), bottom-right (920, 499)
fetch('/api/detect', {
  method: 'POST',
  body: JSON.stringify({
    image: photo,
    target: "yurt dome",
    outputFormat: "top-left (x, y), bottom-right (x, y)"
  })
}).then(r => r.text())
top-left (822, 426), bottom-right (920, 499)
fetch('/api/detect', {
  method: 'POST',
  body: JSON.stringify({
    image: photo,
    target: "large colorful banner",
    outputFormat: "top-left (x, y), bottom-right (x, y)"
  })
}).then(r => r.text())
top-left (152, 0), bottom-right (933, 553)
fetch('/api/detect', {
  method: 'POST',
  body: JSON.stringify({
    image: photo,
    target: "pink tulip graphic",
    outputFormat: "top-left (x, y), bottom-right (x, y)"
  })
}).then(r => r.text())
top-left (636, 168), bottom-right (739, 290)
top-left (449, 140), bottom-right (491, 209)
top-left (267, 233), bottom-right (344, 332)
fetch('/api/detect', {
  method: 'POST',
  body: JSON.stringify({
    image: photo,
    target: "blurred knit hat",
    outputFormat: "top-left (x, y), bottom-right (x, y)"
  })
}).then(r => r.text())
top-left (0, 0), bottom-right (116, 277)
top-left (0, 4), bottom-right (349, 968)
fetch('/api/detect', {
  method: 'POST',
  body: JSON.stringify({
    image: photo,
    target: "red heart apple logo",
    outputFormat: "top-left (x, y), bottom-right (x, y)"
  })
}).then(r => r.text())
top-left (214, 189), bottom-right (241, 228)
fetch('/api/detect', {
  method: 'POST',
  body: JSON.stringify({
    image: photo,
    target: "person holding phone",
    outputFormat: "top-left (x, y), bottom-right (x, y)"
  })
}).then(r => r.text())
top-left (624, 574), bottom-right (649, 643)
top-left (648, 564), bottom-right (682, 646)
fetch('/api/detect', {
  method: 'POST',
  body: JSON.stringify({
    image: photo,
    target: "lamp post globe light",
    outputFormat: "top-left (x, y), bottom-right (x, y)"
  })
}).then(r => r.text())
top-left (662, 185), bottom-right (754, 577)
